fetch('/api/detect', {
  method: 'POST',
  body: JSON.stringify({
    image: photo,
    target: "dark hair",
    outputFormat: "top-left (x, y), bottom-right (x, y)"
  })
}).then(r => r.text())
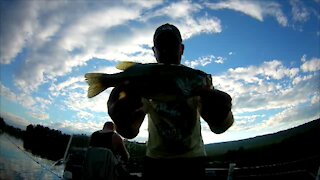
top-left (103, 121), bottom-right (115, 130)
top-left (153, 23), bottom-right (182, 45)
top-left (153, 23), bottom-right (183, 64)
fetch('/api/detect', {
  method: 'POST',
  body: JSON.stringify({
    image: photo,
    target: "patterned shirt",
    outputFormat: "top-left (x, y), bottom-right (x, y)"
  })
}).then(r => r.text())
top-left (142, 96), bottom-right (206, 159)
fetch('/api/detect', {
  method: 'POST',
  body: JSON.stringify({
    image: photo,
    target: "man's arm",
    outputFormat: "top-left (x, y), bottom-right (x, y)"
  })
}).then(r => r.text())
top-left (199, 89), bottom-right (234, 134)
top-left (107, 84), bottom-right (146, 139)
top-left (112, 133), bottom-right (130, 162)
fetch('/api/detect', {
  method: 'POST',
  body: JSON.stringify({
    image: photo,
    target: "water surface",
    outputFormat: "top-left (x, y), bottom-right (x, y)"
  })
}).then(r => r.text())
top-left (0, 133), bottom-right (64, 180)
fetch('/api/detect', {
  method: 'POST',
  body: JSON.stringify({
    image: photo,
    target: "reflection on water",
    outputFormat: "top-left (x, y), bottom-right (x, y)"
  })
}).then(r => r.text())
top-left (0, 133), bottom-right (64, 180)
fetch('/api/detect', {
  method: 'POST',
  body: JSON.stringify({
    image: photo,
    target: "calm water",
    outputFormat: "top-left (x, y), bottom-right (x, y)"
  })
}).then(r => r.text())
top-left (0, 133), bottom-right (64, 180)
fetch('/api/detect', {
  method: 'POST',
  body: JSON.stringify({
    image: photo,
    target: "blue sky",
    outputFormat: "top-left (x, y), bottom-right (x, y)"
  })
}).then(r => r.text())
top-left (0, 0), bottom-right (319, 144)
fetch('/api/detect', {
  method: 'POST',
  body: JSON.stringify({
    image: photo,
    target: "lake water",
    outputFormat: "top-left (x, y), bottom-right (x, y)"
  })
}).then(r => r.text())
top-left (0, 133), bottom-right (64, 180)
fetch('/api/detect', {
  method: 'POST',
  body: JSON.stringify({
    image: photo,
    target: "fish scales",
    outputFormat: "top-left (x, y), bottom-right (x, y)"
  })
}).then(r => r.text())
top-left (85, 62), bottom-right (212, 101)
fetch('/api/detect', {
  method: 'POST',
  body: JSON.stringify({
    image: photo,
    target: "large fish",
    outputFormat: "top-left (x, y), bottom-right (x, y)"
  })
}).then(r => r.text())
top-left (85, 61), bottom-right (213, 101)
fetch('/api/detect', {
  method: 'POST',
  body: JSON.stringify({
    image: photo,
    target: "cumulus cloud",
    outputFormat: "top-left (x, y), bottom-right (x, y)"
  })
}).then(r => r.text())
top-left (0, 0), bottom-right (37, 64)
top-left (204, 0), bottom-right (288, 26)
top-left (28, 112), bottom-right (49, 121)
top-left (143, 1), bottom-right (202, 20)
top-left (206, 60), bottom-right (314, 141)
top-left (184, 55), bottom-right (229, 68)
top-left (3, 0), bottom-right (222, 94)
top-left (0, 82), bottom-right (51, 119)
top-left (1, 0), bottom-right (319, 143)
top-left (211, 59), bottom-right (318, 115)
top-left (301, 57), bottom-right (320, 72)
top-left (52, 119), bottom-right (104, 135)
top-left (260, 103), bottom-right (320, 132)
top-left (49, 76), bottom-right (85, 97)
top-left (311, 93), bottom-right (320, 104)
top-left (178, 16), bottom-right (222, 40)
top-left (184, 55), bottom-right (214, 68)
top-left (0, 111), bottom-right (30, 130)
top-left (207, 57), bottom-right (319, 141)
top-left (214, 56), bottom-right (225, 64)
top-left (13, 2), bottom-right (143, 93)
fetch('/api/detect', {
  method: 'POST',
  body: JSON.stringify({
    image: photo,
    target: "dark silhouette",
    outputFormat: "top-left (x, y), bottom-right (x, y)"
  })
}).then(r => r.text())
top-left (83, 121), bottom-right (130, 180)
top-left (0, 117), bottom-right (24, 138)
top-left (1, 116), bottom-right (319, 179)
top-left (23, 124), bottom-right (70, 161)
top-left (107, 23), bottom-right (234, 179)
top-left (89, 121), bottom-right (130, 162)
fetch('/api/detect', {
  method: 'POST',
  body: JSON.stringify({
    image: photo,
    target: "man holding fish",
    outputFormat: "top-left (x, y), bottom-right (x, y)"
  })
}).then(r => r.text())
top-left (85, 23), bottom-right (234, 179)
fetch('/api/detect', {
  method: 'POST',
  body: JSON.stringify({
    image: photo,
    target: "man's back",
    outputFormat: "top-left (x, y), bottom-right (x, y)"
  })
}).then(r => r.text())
top-left (89, 131), bottom-right (114, 149)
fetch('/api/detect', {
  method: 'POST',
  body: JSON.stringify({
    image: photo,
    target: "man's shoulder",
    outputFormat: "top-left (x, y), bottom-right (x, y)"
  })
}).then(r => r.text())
top-left (91, 130), bottom-right (102, 136)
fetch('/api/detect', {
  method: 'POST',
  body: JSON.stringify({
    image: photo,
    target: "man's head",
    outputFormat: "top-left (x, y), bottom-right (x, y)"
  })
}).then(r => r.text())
top-left (103, 121), bottom-right (115, 131)
top-left (153, 23), bottom-right (184, 64)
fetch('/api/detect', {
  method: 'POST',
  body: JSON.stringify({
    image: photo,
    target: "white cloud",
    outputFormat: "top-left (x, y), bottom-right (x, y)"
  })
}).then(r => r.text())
top-left (13, 2), bottom-right (143, 93)
top-left (214, 56), bottom-right (225, 64)
top-left (205, 0), bottom-right (288, 26)
top-left (0, 83), bottom-right (36, 109)
top-left (301, 57), bottom-right (320, 72)
top-left (179, 16), bottom-right (222, 40)
top-left (184, 55), bottom-right (228, 68)
top-left (290, 0), bottom-right (310, 22)
top-left (1, 0), bottom-right (319, 144)
top-left (227, 60), bottom-right (299, 81)
top-left (260, 60), bottom-right (299, 80)
top-left (292, 74), bottom-right (313, 85)
top-left (76, 111), bottom-right (94, 120)
top-left (212, 59), bottom-right (318, 115)
top-left (311, 93), bottom-right (320, 104)
top-left (0, 0), bottom-right (38, 64)
top-left (124, 0), bottom-right (163, 9)
top-left (184, 55), bottom-right (214, 68)
top-left (260, 103), bottom-right (319, 132)
top-left (203, 69), bottom-right (320, 142)
top-left (205, 0), bottom-right (264, 21)
top-left (49, 76), bottom-right (85, 97)
top-left (28, 112), bottom-right (49, 121)
top-left (0, 82), bottom-right (51, 120)
top-left (149, 1), bottom-right (202, 19)
top-left (0, 83), bottom-right (17, 102)
top-left (0, 111), bottom-right (30, 130)
top-left (4, 0), bottom-right (222, 94)
top-left (59, 7), bottom-right (141, 51)
top-left (60, 82), bottom-right (110, 116)
top-left (52, 119), bottom-right (104, 135)
top-left (139, 1), bottom-right (201, 23)
top-left (301, 54), bottom-right (307, 62)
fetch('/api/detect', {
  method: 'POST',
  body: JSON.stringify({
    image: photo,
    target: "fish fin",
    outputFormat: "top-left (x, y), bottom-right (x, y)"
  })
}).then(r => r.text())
top-left (85, 73), bottom-right (108, 98)
top-left (116, 61), bottom-right (136, 70)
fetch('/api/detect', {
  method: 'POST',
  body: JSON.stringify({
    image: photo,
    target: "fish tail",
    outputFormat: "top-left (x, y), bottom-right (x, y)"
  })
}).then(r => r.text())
top-left (85, 73), bottom-right (108, 98)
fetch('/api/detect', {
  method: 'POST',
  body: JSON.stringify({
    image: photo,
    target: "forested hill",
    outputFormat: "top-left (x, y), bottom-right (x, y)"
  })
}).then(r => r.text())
top-left (205, 118), bottom-right (320, 164)
top-left (1, 116), bottom-right (319, 164)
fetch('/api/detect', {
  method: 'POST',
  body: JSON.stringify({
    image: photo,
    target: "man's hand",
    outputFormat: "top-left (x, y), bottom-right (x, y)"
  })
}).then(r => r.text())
top-left (108, 82), bottom-right (143, 113)
top-left (107, 82), bottom-right (146, 139)
top-left (199, 89), bottom-right (233, 134)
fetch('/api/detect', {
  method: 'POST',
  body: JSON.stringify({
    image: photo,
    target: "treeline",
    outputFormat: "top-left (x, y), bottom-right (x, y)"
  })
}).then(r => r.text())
top-left (1, 117), bottom-right (146, 162)
top-left (0, 117), bottom-right (24, 138)
top-left (209, 119), bottom-right (320, 167)
top-left (0, 117), bottom-right (91, 161)
top-left (23, 124), bottom-right (71, 161)
top-left (23, 125), bottom-right (94, 161)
